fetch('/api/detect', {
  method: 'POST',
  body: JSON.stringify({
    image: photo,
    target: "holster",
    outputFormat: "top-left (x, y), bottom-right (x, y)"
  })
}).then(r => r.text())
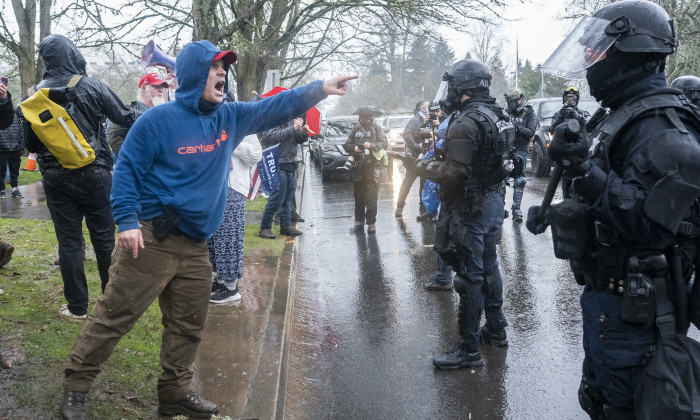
top-left (434, 206), bottom-right (473, 266)
top-left (151, 206), bottom-right (183, 242)
top-left (550, 199), bottom-right (595, 262)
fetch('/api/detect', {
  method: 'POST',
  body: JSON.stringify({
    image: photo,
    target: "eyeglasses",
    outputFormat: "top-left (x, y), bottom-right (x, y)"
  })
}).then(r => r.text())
top-left (148, 84), bottom-right (167, 91)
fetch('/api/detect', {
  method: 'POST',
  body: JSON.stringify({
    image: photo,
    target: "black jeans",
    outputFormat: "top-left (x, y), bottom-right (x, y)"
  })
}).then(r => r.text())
top-left (353, 180), bottom-right (379, 225)
top-left (43, 166), bottom-right (114, 315)
top-left (397, 168), bottom-right (426, 213)
top-left (0, 150), bottom-right (22, 189)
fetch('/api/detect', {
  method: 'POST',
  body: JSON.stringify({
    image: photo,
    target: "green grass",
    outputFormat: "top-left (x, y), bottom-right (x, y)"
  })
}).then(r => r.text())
top-left (245, 196), bottom-right (267, 212)
top-left (0, 215), bottom-right (287, 418)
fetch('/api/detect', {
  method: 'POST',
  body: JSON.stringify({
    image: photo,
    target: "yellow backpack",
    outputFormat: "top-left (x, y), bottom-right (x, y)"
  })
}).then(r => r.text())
top-left (19, 75), bottom-right (95, 169)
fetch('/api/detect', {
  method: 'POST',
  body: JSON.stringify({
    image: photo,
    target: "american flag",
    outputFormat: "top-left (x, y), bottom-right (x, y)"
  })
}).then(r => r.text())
top-left (248, 166), bottom-right (262, 200)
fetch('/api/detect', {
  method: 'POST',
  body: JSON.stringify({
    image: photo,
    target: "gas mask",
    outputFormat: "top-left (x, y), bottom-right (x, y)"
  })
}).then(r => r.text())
top-left (439, 88), bottom-right (461, 115)
top-left (359, 115), bottom-right (373, 129)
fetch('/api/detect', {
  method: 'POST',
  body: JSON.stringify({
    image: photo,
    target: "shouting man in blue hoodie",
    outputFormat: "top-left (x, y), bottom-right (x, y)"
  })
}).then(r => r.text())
top-left (60, 39), bottom-right (355, 420)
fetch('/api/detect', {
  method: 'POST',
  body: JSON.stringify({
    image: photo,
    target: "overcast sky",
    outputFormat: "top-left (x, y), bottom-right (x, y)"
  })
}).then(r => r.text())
top-left (441, 0), bottom-right (575, 71)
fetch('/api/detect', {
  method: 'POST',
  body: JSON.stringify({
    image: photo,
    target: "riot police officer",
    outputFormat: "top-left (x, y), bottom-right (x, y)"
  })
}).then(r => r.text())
top-left (548, 86), bottom-right (591, 199)
top-left (548, 86), bottom-right (590, 135)
top-left (412, 59), bottom-right (515, 368)
top-left (670, 75), bottom-right (700, 106)
top-left (528, 0), bottom-right (700, 417)
top-left (504, 88), bottom-right (537, 221)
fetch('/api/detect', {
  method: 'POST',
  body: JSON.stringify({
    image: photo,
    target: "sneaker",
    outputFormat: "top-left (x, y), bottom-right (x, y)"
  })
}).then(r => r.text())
top-left (210, 287), bottom-right (241, 304)
top-left (61, 390), bottom-right (87, 420)
top-left (0, 190), bottom-right (5, 199)
top-left (280, 227), bottom-right (302, 237)
top-left (291, 212), bottom-right (305, 223)
top-left (480, 326), bottom-right (509, 347)
top-left (10, 189), bottom-right (22, 198)
top-left (433, 343), bottom-right (484, 370)
top-left (258, 228), bottom-right (276, 239)
top-left (59, 307), bottom-right (87, 322)
top-left (211, 281), bottom-right (224, 295)
top-left (367, 224), bottom-right (376, 233)
top-left (424, 279), bottom-right (453, 291)
top-left (158, 390), bottom-right (218, 418)
top-left (0, 241), bottom-right (14, 269)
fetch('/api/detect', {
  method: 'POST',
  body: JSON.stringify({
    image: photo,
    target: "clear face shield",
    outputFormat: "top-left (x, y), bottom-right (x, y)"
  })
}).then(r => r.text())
top-left (541, 17), bottom-right (620, 79)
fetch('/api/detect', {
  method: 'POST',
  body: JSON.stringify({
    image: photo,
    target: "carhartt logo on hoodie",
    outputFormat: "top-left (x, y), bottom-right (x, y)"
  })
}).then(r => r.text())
top-left (177, 130), bottom-right (229, 154)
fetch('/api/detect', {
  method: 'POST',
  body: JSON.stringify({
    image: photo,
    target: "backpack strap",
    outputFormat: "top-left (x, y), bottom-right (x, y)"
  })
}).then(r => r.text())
top-left (24, 75), bottom-right (82, 98)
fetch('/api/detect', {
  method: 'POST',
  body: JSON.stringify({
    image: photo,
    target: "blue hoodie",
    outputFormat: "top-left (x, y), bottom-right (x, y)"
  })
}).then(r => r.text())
top-left (112, 40), bottom-right (327, 239)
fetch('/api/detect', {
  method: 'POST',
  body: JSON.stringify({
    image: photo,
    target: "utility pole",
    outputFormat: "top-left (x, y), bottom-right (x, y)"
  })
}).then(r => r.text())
top-left (515, 37), bottom-right (519, 89)
top-left (540, 65), bottom-right (544, 98)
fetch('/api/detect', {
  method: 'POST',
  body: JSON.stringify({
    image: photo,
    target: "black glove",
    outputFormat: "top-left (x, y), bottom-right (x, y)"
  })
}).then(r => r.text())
top-left (548, 121), bottom-right (589, 170)
top-left (526, 205), bottom-right (553, 235)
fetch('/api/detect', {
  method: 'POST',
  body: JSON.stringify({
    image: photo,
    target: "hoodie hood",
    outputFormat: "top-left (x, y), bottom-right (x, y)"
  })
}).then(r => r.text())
top-left (174, 40), bottom-right (231, 115)
top-left (40, 35), bottom-right (87, 79)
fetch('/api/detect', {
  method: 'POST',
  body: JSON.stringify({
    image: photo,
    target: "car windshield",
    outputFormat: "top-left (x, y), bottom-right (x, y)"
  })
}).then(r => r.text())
top-left (324, 120), bottom-right (356, 138)
top-left (578, 99), bottom-right (600, 116)
top-left (388, 116), bottom-right (412, 129)
top-left (538, 101), bottom-right (563, 120)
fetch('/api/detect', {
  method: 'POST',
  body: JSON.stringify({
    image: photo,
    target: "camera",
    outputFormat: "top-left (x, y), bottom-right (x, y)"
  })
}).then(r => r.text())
top-left (339, 155), bottom-right (355, 171)
top-left (0, 77), bottom-right (8, 87)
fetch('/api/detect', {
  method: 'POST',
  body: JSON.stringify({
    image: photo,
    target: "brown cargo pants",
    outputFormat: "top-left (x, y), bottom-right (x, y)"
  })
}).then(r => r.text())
top-left (63, 222), bottom-right (212, 402)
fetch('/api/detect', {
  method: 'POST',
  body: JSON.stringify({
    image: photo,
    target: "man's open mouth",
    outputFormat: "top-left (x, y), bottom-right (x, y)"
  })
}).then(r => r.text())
top-left (216, 82), bottom-right (225, 93)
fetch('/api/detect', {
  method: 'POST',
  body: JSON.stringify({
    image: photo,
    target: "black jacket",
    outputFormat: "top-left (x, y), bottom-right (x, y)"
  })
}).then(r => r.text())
top-left (549, 105), bottom-right (590, 135)
top-left (343, 121), bottom-right (387, 181)
top-left (0, 93), bottom-right (13, 130)
top-left (509, 105), bottom-right (537, 152)
top-left (109, 101), bottom-right (150, 158)
top-left (23, 34), bottom-right (140, 171)
top-left (260, 120), bottom-right (307, 170)
top-left (402, 112), bottom-right (432, 157)
top-left (0, 107), bottom-right (24, 153)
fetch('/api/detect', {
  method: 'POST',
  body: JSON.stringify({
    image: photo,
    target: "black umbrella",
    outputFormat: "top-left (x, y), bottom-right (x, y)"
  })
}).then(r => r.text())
top-left (353, 106), bottom-right (385, 117)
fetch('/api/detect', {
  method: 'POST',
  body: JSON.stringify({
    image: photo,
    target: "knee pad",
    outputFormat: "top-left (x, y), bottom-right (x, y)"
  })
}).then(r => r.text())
top-left (454, 276), bottom-right (482, 295)
top-left (514, 177), bottom-right (526, 189)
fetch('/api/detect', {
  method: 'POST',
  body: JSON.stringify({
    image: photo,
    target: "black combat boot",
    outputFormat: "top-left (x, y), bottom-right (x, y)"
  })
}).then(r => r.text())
top-left (158, 390), bottom-right (219, 419)
top-left (433, 295), bottom-right (484, 369)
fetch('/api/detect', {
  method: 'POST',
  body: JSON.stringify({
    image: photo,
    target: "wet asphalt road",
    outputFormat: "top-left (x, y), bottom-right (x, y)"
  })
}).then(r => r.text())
top-left (283, 159), bottom-right (587, 419)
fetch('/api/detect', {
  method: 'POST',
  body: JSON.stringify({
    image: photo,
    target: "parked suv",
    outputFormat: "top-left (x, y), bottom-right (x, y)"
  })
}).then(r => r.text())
top-left (526, 97), bottom-right (600, 177)
top-left (381, 113), bottom-right (412, 154)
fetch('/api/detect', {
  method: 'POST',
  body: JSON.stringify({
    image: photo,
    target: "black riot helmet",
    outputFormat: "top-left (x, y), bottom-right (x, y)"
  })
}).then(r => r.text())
top-left (541, 0), bottom-right (675, 107)
top-left (439, 59), bottom-right (492, 114)
top-left (670, 75), bottom-right (700, 105)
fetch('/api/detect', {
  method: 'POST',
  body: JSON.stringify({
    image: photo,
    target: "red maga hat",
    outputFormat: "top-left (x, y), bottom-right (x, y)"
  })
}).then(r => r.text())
top-left (213, 50), bottom-right (238, 65)
top-left (138, 72), bottom-right (168, 88)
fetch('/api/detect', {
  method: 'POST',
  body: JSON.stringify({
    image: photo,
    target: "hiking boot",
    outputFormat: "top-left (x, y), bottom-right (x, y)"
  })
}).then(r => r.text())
top-left (424, 279), bottom-right (453, 291)
top-left (433, 343), bottom-right (484, 370)
top-left (394, 204), bottom-right (404, 218)
top-left (158, 390), bottom-right (218, 419)
top-left (291, 212), bottom-right (305, 223)
top-left (416, 211), bottom-right (430, 221)
top-left (59, 306), bottom-right (87, 322)
top-left (258, 228), bottom-right (276, 239)
top-left (512, 208), bottom-right (523, 222)
top-left (481, 326), bottom-right (509, 347)
top-left (210, 286), bottom-right (241, 304)
top-left (11, 189), bottom-right (22, 198)
top-left (280, 227), bottom-right (302, 237)
top-left (0, 241), bottom-right (14, 269)
top-left (61, 390), bottom-right (87, 420)
top-left (0, 190), bottom-right (5, 199)
top-left (367, 224), bottom-right (376, 233)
